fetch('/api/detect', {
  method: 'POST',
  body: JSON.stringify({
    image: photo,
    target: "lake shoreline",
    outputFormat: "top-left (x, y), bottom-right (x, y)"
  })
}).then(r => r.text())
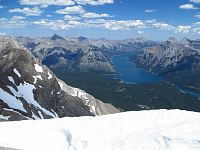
top-left (111, 54), bottom-right (200, 100)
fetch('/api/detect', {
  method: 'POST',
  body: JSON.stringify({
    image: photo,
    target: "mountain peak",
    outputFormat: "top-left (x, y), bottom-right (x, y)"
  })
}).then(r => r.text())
top-left (166, 37), bottom-right (178, 44)
top-left (77, 36), bottom-right (88, 41)
top-left (0, 38), bottom-right (20, 51)
top-left (50, 34), bottom-right (65, 41)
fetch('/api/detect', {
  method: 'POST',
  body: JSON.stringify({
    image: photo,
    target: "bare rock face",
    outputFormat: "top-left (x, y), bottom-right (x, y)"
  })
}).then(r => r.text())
top-left (79, 51), bottom-right (115, 73)
top-left (0, 38), bottom-right (120, 121)
top-left (135, 38), bottom-right (200, 75)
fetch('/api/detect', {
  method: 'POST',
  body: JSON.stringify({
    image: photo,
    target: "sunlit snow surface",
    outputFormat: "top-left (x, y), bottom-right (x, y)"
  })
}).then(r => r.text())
top-left (0, 110), bottom-right (200, 150)
top-left (34, 64), bottom-right (43, 73)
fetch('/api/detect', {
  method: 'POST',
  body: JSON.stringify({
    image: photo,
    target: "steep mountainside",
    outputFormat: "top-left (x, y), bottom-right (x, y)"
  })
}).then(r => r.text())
top-left (0, 38), bottom-right (119, 121)
top-left (79, 50), bottom-right (115, 72)
top-left (134, 38), bottom-right (200, 91)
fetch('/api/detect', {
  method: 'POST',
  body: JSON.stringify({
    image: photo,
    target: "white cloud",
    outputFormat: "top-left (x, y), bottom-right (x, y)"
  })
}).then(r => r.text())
top-left (152, 22), bottom-right (174, 30)
top-left (74, 0), bottom-right (114, 5)
top-left (176, 25), bottom-right (191, 34)
top-left (179, 4), bottom-right (198, 10)
top-left (145, 19), bottom-right (157, 24)
top-left (9, 7), bottom-right (42, 16)
top-left (101, 19), bottom-right (145, 30)
top-left (144, 9), bottom-right (156, 13)
top-left (64, 15), bottom-right (80, 20)
top-left (11, 16), bottom-right (26, 21)
top-left (0, 5), bottom-right (4, 9)
top-left (190, 0), bottom-right (200, 3)
top-left (195, 14), bottom-right (200, 18)
top-left (32, 18), bottom-right (146, 31)
top-left (0, 32), bottom-right (6, 36)
top-left (34, 19), bottom-right (74, 30)
top-left (82, 12), bottom-right (112, 18)
top-left (0, 17), bottom-right (29, 28)
top-left (33, 18), bottom-right (193, 34)
top-left (55, 5), bottom-right (85, 14)
top-left (194, 22), bottom-right (200, 25)
top-left (68, 20), bottom-right (81, 25)
top-left (19, 0), bottom-right (75, 7)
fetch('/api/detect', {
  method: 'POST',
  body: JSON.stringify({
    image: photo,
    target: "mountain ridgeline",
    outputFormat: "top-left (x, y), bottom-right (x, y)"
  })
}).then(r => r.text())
top-left (133, 37), bottom-right (200, 92)
top-left (0, 37), bottom-right (119, 121)
top-left (16, 35), bottom-right (200, 92)
top-left (16, 35), bottom-right (156, 73)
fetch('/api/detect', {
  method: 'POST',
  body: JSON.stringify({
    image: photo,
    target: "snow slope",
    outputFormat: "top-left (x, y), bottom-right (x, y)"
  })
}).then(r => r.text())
top-left (0, 109), bottom-right (200, 150)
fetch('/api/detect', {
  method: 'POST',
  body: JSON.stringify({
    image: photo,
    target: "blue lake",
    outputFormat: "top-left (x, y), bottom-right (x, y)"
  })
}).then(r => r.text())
top-left (111, 54), bottom-right (162, 83)
top-left (111, 54), bottom-right (200, 99)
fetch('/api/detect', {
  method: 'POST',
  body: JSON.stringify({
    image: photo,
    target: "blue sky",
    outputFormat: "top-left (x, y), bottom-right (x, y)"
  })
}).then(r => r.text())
top-left (0, 0), bottom-right (200, 40)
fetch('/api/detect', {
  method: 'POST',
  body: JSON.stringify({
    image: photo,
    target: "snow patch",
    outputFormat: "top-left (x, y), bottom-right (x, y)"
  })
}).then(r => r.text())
top-left (6, 80), bottom-right (56, 119)
top-left (8, 76), bottom-right (15, 84)
top-left (13, 68), bottom-right (21, 77)
top-left (33, 75), bottom-right (43, 84)
top-left (0, 88), bottom-right (27, 113)
top-left (47, 72), bottom-right (52, 80)
top-left (58, 81), bottom-right (64, 90)
top-left (34, 64), bottom-right (43, 73)
top-left (0, 115), bottom-right (10, 120)
top-left (38, 111), bottom-right (44, 119)
top-left (51, 109), bottom-right (59, 118)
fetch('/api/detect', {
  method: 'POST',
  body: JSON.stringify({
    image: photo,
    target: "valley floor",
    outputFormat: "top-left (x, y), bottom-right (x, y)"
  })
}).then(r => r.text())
top-left (0, 109), bottom-right (200, 150)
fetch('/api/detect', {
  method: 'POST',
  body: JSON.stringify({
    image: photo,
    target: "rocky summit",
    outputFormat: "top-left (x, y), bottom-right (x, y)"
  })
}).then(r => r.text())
top-left (0, 38), bottom-right (119, 121)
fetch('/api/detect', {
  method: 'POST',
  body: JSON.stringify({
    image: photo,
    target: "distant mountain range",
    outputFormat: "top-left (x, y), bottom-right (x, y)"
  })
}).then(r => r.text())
top-left (133, 37), bottom-right (200, 91)
top-left (13, 34), bottom-right (200, 91)
top-left (0, 37), bottom-right (119, 121)
top-left (15, 34), bottom-right (156, 73)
